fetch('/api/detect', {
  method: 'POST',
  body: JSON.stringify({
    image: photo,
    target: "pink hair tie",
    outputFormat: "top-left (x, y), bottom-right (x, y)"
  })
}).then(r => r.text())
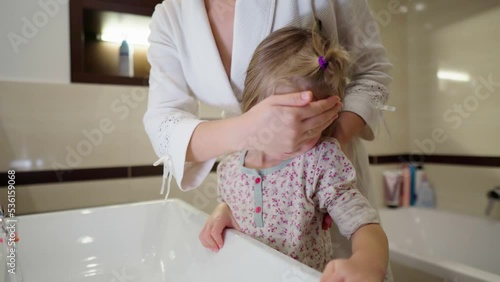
top-left (318, 56), bottom-right (328, 70)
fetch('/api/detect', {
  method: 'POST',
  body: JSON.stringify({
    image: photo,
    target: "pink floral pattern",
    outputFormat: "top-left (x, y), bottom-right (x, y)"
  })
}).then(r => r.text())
top-left (217, 138), bottom-right (379, 271)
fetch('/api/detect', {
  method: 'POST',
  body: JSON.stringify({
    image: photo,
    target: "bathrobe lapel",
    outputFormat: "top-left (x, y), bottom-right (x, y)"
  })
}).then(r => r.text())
top-left (231, 0), bottom-right (277, 103)
top-left (183, 0), bottom-right (239, 111)
top-left (183, 0), bottom-right (277, 116)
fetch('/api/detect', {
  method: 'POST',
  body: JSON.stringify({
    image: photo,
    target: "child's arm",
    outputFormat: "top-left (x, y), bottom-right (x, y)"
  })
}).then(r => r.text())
top-left (351, 224), bottom-right (389, 276)
top-left (321, 224), bottom-right (388, 282)
top-left (199, 202), bottom-right (240, 252)
top-left (311, 140), bottom-right (388, 281)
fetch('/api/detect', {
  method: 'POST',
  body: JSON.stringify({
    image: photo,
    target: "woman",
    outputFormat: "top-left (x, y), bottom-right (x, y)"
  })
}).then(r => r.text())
top-left (144, 0), bottom-right (392, 280)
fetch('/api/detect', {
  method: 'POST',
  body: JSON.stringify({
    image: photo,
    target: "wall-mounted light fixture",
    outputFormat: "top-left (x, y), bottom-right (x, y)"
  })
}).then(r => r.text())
top-left (99, 27), bottom-right (149, 46)
top-left (437, 70), bottom-right (471, 82)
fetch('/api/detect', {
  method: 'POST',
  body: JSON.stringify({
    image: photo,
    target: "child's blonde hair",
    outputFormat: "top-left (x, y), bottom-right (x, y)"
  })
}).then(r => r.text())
top-left (241, 27), bottom-right (350, 113)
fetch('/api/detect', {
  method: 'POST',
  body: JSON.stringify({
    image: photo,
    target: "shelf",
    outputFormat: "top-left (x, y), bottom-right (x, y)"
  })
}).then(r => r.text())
top-left (71, 73), bottom-right (148, 86)
top-left (70, 0), bottom-right (160, 86)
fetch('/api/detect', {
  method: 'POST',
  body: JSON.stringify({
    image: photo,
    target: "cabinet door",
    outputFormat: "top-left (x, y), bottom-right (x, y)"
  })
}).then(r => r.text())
top-left (99, 0), bottom-right (143, 6)
top-left (142, 0), bottom-right (163, 9)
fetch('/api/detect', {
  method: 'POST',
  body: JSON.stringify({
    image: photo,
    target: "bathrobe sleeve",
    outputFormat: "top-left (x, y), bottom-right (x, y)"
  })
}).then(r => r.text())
top-left (143, 4), bottom-right (216, 191)
top-left (333, 0), bottom-right (393, 140)
top-left (311, 139), bottom-right (379, 239)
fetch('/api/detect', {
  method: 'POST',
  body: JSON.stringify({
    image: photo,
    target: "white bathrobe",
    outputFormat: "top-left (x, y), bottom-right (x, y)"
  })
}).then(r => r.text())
top-left (144, 0), bottom-right (393, 269)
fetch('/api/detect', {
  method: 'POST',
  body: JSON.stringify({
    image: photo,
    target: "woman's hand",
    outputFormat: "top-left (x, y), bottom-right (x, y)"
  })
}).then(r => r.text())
top-left (199, 203), bottom-right (240, 252)
top-left (239, 91), bottom-right (342, 160)
top-left (320, 258), bottom-right (384, 282)
top-left (331, 111), bottom-right (366, 154)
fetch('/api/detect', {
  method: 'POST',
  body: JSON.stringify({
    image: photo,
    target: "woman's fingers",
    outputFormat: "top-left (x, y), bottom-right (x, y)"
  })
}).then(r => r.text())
top-left (268, 91), bottom-right (313, 107)
top-left (302, 101), bottom-right (341, 128)
top-left (304, 113), bottom-right (338, 138)
top-left (298, 108), bottom-right (340, 143)
top-left (293, 95), bottom-right (340, 120)
top-left (243, 91), bottom-right (342, 158)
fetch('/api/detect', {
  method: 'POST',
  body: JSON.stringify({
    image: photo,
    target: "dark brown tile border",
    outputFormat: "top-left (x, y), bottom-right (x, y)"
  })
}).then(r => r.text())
top-left (130, 165), bottom-right (163, 177)
top-left (0, 167), bottom-right (128, 186)
top-left (370, 154), bottom-right (500, 167)
top-left (1, 155), bottom-right (499, 187)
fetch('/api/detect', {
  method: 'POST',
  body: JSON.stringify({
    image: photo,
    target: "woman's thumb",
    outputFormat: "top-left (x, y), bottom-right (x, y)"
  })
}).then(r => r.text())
top-left (270, 91), bottom-right (312, 107)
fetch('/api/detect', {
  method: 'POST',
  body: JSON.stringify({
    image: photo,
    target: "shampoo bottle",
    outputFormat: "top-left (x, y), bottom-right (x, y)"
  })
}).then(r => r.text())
top-left (415, 176), bottom-right (436, 208)
top-left (119, 40), bottom-right (134, 77)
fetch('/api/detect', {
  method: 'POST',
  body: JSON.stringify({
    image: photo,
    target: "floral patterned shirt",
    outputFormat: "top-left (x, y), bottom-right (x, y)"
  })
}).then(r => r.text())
top-left (217, 138), bottom-right (379, 271)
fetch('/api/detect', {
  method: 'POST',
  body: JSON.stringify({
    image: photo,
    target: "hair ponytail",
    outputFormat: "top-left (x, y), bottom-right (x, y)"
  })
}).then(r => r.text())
top-left (311, 27), bottom-right (351, 100)
top-left (323, 46), bottom-right (350, 100)
top-left (241, 27), bottom-right (351, 113)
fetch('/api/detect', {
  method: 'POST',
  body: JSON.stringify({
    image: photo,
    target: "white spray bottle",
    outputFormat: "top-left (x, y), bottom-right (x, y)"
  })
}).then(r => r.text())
top-left (119, 39), bottom-right (134, 77)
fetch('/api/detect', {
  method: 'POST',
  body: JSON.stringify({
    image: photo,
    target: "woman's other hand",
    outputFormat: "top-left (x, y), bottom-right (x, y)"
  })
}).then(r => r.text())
top-left (331, 111), bottom-right (366, 155)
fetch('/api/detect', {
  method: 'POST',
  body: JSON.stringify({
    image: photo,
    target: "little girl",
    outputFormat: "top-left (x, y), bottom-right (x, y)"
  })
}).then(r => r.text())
top-left (200, 27), bottom-right (389, 281)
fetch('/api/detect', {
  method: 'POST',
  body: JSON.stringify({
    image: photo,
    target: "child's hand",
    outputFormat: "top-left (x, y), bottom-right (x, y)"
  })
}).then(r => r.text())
top-left (320, 258), bottom-right (385, 282)
top-left (199, 203), bottom-right (240, 252)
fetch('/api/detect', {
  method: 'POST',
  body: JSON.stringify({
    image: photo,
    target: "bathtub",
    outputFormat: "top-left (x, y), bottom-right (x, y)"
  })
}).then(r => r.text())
top-left (10, 199), bottom-right (320, 282)
top-left (379, 207), bottom-right (500, 282)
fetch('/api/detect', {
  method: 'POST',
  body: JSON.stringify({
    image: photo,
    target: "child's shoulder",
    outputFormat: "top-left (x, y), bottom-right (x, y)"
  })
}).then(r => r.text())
top-left (312, 137), bottom-right (343, 155)
top-left (303, 137), bottom-right (348, 167)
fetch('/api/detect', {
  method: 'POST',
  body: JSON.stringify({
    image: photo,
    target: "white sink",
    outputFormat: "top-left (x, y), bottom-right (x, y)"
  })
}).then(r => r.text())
top-left (12, 199), bottom-right (320, 282)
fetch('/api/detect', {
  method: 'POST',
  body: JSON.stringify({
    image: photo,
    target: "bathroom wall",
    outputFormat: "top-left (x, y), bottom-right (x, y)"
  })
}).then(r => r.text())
top-left (406, 0), bottom-right (500, 219)
top-left (407, 0), bottom-right (500, 157)
top-left (0, 0), bottom-right (70, 83)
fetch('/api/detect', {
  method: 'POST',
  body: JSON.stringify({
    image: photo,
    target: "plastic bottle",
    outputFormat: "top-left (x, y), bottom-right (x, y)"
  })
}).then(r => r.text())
top-left (119, 39), bottom-right (134, 77)
top-left (415, 179), bottom-right (436, 208)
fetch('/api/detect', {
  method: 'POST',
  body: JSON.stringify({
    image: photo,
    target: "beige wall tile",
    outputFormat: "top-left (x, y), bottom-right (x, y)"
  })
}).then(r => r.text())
top-left (425, 165), bottom-right (500, 219)
top-left (408, 1), bottom-right (500, 156)
top-left (0, 0), bottom-right (70, 83)
top-left (0, 81), bottom-right (158, 171)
